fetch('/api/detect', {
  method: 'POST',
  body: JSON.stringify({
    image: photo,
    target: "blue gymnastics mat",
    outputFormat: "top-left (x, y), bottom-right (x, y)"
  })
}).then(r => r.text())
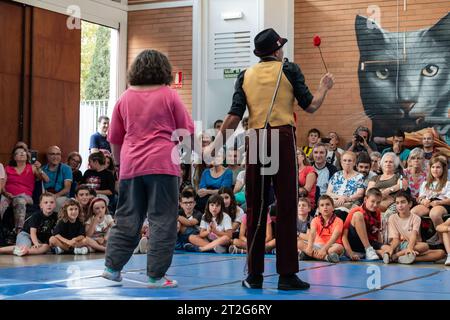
top-left (0, 252), bottom-right (449, 300)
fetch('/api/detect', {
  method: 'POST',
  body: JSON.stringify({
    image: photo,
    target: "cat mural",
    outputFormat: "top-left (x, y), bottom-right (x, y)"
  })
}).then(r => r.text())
top-left (355, 13), bottom-right (450, 139)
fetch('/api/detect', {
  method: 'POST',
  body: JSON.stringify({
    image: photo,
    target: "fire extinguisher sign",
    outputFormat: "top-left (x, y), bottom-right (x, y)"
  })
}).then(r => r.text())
top-left (172, 71), bottom-right (183, 89)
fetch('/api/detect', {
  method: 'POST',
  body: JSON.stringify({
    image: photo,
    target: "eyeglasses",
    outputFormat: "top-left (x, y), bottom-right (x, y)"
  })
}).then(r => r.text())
top-left (371, 159), bottom-right (379, 163)
top-left (69, 158), bottom-right (81, 164)
top-left (410, 156), bottom-right (423, 160)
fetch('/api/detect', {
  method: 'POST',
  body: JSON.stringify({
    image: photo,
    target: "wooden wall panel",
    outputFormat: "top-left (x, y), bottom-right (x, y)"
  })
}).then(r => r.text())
top-left (294, 0), bottom-right (450, 147)
top-left (0, 1), bottom-right (23, 164)
top-left (30, 8), bottom-right (81, 161)
top-left (128, 6), bottom-right (193, 113)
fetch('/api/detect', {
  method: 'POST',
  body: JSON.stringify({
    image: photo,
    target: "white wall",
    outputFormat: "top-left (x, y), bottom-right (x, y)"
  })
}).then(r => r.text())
top-left (194, 0), bottom-right (294, 131)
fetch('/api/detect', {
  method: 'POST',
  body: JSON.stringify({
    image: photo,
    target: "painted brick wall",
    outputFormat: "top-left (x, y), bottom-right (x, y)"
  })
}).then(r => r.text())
top-left (127, 6), bottom-right (193, 113)
top-left (294, 0), bottom-right (449, 147)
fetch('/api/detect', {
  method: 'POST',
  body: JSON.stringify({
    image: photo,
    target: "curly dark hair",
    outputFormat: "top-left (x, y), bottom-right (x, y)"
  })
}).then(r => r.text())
top-left (127, 49), bottom-right (173, 86)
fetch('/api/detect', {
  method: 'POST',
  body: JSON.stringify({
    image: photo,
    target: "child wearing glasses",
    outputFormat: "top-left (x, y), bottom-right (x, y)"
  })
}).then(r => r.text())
top-left (176, 188), bottom-right (203, 249)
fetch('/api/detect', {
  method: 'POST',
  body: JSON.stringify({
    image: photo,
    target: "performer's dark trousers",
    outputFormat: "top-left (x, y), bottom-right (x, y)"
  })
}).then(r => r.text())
top-left (245, 125), bottom-right (299, 276)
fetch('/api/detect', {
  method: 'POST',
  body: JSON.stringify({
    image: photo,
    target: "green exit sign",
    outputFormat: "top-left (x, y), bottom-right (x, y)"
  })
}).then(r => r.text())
top-left (224, 68), bottom-right (241, 79)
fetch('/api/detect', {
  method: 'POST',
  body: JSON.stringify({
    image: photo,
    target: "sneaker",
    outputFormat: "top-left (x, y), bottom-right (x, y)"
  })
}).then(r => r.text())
top-left (139, 237), bottom-right (148, 254)
top-left (398, 253), bottom-right (416, 264)
top-left (383, 252), bottom-right (391, 264)
top-left (242, 274), bottom-right (263, 289)
top-left (74, 247), bottom-right (89, 255)
top-left (147, 276), bottom-right (178, 288)
top-left (278, 274), bottom-right (310, 291)
top-left (183, 243), bottom-right (200, 252)
top-left (53, 246), bottom-right (64, 255)
top-left (13, 246), bottom-right (28, 257)
top-left (426, 233), bottom-right (441, 246)
top-left (102, 267), bottom-right (122, 282)
top-left (365, 246), bottom-right (379, 261)
top-left (228, 245), bottom-right (238, 254)
top-left (298, 251), bottom-right (307, 260)
top-left (213, 245), bottom-right (227, 253)
top-left (325, 252), bottom-right (340, 263)
top-left (445, 255), bottom-right (450, 266)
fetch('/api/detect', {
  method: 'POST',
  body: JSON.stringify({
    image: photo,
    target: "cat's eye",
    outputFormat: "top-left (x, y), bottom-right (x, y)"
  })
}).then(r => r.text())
top-left (376, 68), bottom-right (390, 80)
top-left (422, 64), bottom-right (439, 77)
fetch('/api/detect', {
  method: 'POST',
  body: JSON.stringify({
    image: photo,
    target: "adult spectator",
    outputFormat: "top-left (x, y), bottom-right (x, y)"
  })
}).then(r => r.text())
top-left (225, 148), bottom-right (244, 187)
top-left (356, 151), bottom-right (377, 189)
top-left (67, 151), bottom-right (83, 197)
top-left (297, 148), bottom-right (317, 212)
top-left (0, 146), bottom-right (48, 232)
top-left (403, 148), bottom-right (427, 202)
top-left (197, 154), bottom-right (233, 213)
top-left (367, 152), bottom-right (407, 243)
top-left (311, 143), bottom-right (338, 196)
top-left (326, 131), bottom-right (344, 169)
top-left (422, 130), bottom-right (439, 162)
top-left (326, 151), bottom-right (365, 213)
top-left (42, 146), bottom-right (73, 212)
top-left (346, 126), bottom-right (377, 155)
top-left (370, 152), bottom-right (382, 175)
top-left (381, 129), bottom-right (410, 168)
top-left (367, 152), bottom-right (407, 212)
top-left (89, 115), bottom-right (111, 153)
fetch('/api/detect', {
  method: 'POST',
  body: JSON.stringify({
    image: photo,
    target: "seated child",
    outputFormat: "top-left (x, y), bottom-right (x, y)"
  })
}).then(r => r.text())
top-left (49, 199), bottom-right (94, 255)
top-left (75, 184), bottom-right (97, 219)
top-left (219, 187), bottom-right (244, 238)
top-left (299, 195), bottom-right (345, 263)
top-left (184, 194), bottom-right (232, 253)
top-left (342, 188), bottom-right (383, 261)
top-left (85, 197), bottom-right (114, 252)
top-left (134, 218), bottom-right (149, 254)
top-left (436, 219), bottom-right (450, 266)
top-left (297, 197), bottom-right (312, 254)
top-left (176, 189), bottom-right (202, 250)
top-left (228, 212), bottom-right (275, 254)
top-left (0, 192), bottom-right (58, 256)
top-left (380, 191), bottom-right (446, 264)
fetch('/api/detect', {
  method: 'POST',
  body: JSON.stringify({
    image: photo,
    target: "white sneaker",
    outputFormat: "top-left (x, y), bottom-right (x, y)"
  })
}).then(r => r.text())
top-left (445, 255), bottom-right (450, 266)
top-left (139, 237), bottom-right (148, 254)
top-left (53, 246), bottom-right (64, 255)
top-left (365, 246), bottom-right (379, 261)
top-left (13, 246), bottom-right (28, 257)
top-left (74, 247), bottom-right (89, 255)
top-left (147, 276), bottom-right (178, 288)
top-left (398, 253), bottom-right (415, 264)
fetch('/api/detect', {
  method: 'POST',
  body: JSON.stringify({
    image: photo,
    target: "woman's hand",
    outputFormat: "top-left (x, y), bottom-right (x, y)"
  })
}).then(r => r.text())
top-left (335, 196), bottom-right (347, 207)
top-left (197, 189), bottom-right (209, 197)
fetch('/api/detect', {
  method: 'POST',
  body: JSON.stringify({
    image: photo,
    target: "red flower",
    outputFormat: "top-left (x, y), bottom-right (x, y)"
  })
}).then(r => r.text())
top-left (313, 35), bottom-right (321, 47)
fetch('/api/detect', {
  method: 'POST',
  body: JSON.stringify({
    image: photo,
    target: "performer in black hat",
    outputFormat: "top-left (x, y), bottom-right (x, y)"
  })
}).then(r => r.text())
top-left (205, 28), bottom-right (334, 290)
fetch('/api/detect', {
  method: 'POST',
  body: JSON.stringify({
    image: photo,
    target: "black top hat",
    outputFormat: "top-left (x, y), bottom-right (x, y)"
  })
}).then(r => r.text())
top-left (253, 28), bottom-right (288, 57)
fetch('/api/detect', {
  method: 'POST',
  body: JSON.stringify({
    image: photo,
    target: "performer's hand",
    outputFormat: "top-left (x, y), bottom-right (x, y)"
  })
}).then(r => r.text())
top-left (320, 73), bottom-right (335, 90)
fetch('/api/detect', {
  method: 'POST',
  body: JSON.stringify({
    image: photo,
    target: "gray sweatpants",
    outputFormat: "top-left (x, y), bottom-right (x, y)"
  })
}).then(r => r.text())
top-left (105, 174), bottom-right (179, 278)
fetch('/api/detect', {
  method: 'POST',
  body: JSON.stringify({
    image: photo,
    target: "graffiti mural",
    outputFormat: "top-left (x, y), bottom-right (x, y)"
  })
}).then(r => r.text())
top-left (355, 12), bottom-right (450, 140)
